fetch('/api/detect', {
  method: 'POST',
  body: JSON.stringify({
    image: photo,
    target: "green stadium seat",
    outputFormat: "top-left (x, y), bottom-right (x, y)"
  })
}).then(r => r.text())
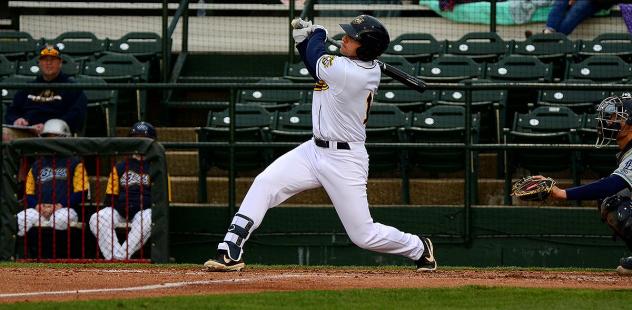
top-left (197, 104), bottom-right (274, 201)
top-left (237, 81), bottom-right (307, 111)
top-left (378, 55), bottom-right (417, 78)
top-left (504, 106), bottom-right (583, 204)
top-left (48, 31), bottom-right (107, 60)
top-left (566, 55), bottom-right (632, 83)
top-left (106, 32), bottom-right (162, 61)
top-left (579, 113), bottom-right (617, 177)
top-left (83, 54), bottom-right (149, 120)
top-left (17, 54), bottom-right (82, 77)
top-left (373, 88), bottom-right (436, 112)
top-left (512, 32), bottom-right (575, 61)
top-left (1, 75), bottom-right (32, 107)
top-left (283, 62), bottom-right (313, 82)
top-left (384, 33), bottom-right (444, 63)
top-left (486, 55), bottom-right (553, 82)
top-left (270, 103), bottom-right (313, 157)
top-left (0, 31), bottom-right (40, 61)
top-left (577, 33), bottom-right (632, 62)
top-left (537, 79), bottom-right (608, 114)
top-left (365, 104), bottom-right (409, 174)
top-left (445, 32), bottom-right (510, 63)
top-left (418, 55), bottom-right (484, 82)
top-left (0, 55), bottom-right (17, 79)
top-left (435, 79), bottom-right (507, 143)
top-left (72, 75), bottom-right (119, 137)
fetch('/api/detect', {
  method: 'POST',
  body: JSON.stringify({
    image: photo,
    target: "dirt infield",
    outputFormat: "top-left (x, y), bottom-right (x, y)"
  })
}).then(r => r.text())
top-left (0, 266), bottom-right (630, 303)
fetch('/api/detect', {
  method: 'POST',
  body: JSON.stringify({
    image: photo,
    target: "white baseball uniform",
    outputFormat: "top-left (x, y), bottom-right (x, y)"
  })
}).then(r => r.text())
top-left (218, 53), bottom-right (425, 261)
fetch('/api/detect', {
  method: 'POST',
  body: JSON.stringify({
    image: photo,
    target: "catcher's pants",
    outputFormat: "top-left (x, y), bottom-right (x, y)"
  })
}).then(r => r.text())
top-left (16, 208), bottom-right (78, 236)
top-left (89, 207), bottom-right (152, 260)
top-left (226, 139), bottom-right (424, 260)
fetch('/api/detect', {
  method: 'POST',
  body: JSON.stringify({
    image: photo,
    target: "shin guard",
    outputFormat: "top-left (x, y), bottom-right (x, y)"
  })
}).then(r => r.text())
top-left (217, 213), bottom-right (254, 261)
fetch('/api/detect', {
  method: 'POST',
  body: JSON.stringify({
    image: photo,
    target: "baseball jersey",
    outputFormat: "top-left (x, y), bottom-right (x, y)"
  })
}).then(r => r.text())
top-left (312, 55), bottom-right (381, 142)
top-left (25, 156), bottom-right (89, 208)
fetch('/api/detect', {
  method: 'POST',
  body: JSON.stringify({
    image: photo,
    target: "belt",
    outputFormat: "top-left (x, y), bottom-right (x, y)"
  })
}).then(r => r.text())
top-left (314, 137), bottom-right (350, 150)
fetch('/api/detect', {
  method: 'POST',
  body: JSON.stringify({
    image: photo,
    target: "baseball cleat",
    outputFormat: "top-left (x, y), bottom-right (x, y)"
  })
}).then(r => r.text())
top-left (616, 256), bottom-right (632, 275)
top-left (415, 237), bottom-right (437, 271)
top-left (204, 250), bottom-right (245, 272)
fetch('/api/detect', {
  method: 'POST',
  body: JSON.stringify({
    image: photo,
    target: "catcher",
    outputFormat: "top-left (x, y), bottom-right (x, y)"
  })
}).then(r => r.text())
top-left (512, 93), bottom-right (632, 275)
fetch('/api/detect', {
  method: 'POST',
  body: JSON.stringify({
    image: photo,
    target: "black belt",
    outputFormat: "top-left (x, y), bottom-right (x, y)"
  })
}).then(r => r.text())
top-left (314, 137), bottom-right (350, 150)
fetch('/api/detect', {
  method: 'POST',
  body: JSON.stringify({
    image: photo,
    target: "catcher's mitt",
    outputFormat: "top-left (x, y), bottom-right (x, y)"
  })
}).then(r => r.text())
top-left (511, 176), bottom-right (556, 201)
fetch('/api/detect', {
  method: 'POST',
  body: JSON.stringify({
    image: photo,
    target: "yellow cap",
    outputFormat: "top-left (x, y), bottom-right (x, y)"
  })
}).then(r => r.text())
top-left (39, 45), bottom-right (61, 59)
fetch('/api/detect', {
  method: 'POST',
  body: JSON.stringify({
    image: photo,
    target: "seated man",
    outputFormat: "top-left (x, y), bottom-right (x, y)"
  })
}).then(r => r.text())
top-left (89, 122), bottom-right (171, 260)
top-left (17, 119), bottom-right (90, 237)
top-left (3, 45), bottom-right (87, 141)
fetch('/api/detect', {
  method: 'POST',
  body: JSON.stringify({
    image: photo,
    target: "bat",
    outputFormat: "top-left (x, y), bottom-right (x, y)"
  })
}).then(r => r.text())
top-left (290, 18), bottom-right (426, 93)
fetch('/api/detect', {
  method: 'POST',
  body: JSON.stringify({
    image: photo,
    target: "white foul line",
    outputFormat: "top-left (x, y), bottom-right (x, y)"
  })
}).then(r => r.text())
top-left (0, 274), bottom-right (304, 299)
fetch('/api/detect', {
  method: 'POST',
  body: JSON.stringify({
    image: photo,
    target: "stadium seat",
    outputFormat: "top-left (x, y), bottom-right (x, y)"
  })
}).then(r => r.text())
top-left (503, 106), bottom-right (583, 204)
top-left (566, 55), bottom-right (632, 83)
top-left (405, 105), bottom-right (480, 202)
top-left (384, 33), bottom-right (444, 63)
top-left (0, 55), bottom-right (17, 79)
top-left (17, 54), bottom-right (82, 77)
top-left (237, 81), bottom-right (307, 111)
top-left (536, 79), bottom-right (608, 114)
top-left (83, 54), bottom-right (149, 120)
top-left (373, 88), bottom-right (436, 112)
top-left (378, 55), bottom-right (418, 77)
top-left (418, 55), bottom-right (484, 82)
top-left (106, 32), bottom-right (162, 61)
top-left (576, 33), bottom-right (632, 62)
top-left (434, 79), bottom-right (507, 143)
top-left (72, 75), bottom-right (119, 137)
top-left (48, 31), bottom-right (107, 60)
top-left (283, 61), bottom-right (313, 82)
top-left (579, 113), bottom-right (618, 177)
top-left (512, 32), bottom-right (575, 61)
top-left (0, 31), bottom-right (40, 61)
top-left (445, 32), bottom-right (510, 63)
top-left (365, 104), bottom-right (409, 175)
top-left (270, 103), bottom-right (313, 157)
top-left (325, 33), bottom-right (345, 55)
top-left (197, 104), bottom-right (274, 201)
top-left (1, 75), bottom-right (32, 108)
top-left (486, 55), bottom-right (553, 82)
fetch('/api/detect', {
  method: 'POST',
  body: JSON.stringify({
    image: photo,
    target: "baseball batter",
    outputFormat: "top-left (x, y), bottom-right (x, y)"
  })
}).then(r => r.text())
top-left (541, 93), bottom-right (632, 274)
top-left (205, 15), bottom-right (436, 272)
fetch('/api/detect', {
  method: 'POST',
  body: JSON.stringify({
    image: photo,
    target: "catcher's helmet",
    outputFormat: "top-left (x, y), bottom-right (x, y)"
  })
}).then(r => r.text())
top-left (595, 93), bottom-right (632, 147)
top-left (129, 121), bottom-right (157, 139)
top-left (339, 15), bottom-right (390, 61)
top-left (41, 119), bottom-right (71, 137)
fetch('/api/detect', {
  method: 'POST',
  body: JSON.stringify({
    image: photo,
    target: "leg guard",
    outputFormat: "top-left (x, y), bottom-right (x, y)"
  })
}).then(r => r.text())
top-left (217, 213), bottom-right (254, 261)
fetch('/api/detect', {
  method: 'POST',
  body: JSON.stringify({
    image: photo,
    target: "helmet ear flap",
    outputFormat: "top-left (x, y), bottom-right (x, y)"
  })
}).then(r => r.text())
top-left (355, 46), bottom-right (371, 61)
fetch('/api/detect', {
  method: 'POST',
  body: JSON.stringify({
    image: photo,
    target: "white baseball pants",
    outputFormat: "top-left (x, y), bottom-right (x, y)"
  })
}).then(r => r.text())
top-left (89, 207), bottom-right (152, 260)
top-left (17, 208), bottom-right (78, 236)
top-left (235, 139), bottom-right (424, 261)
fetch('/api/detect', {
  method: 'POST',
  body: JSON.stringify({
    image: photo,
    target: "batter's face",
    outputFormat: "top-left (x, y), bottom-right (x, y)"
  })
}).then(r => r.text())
top-left (38, 56), bottom-right (62, 81)
top-left (340, 35), bottom-right (361, 58)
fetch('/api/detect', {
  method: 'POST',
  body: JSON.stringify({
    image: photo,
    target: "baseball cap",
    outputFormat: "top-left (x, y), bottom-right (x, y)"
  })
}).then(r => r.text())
top-left (39, 45), bottom-right (61, 59)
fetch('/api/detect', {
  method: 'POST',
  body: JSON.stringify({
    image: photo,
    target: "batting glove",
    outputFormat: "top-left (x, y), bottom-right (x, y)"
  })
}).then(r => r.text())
top-left (310, 24), bottom-right (328, 37)
top-left (291, 17), bottom-right (312, 30)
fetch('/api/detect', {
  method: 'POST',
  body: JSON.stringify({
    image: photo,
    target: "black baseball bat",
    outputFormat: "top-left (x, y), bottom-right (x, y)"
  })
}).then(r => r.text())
top-left (326, 37), bottom-right (427, 93)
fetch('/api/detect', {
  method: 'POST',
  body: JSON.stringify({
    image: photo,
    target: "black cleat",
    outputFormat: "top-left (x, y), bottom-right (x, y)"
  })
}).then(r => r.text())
top-left (415, 237), bottom-right (437, 271)
top-left (616, 256), bottom-right (632, 275)
top-left (204, 250), bottom-right (245, 272)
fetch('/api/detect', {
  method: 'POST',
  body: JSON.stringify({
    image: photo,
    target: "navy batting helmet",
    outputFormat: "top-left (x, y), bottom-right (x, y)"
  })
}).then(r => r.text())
top-left (595, 93), bottom-right (632, 147)
top-left (129, 121), bottom-right (157, 139)
top-left (339, 15), bottom-right (390, 61)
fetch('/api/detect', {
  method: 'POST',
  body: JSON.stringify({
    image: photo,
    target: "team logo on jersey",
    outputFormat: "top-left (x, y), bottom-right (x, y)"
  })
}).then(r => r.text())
top-left (622, 159), bottom-right (632, 172)
top-left (38, 167), bottom-right (68, 183)
top-left (120, 170), bottom-right (150, 187)
top-left (313, 80), bottom-right (329, 91)
top-left (321, 55), bottom-right (335, 68)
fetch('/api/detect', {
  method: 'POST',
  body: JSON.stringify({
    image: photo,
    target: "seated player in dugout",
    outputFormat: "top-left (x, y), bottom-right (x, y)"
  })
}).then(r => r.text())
top-left (204, 15), bottom-right (436, 272)
top-left (540, 93), bottom-right (632, 275)
top-left (89, 122), bottom-right (171, 260)
top-left (3, 45), bottom-right (87, 141)
top-left (16, 119), bottom-right (90, 238)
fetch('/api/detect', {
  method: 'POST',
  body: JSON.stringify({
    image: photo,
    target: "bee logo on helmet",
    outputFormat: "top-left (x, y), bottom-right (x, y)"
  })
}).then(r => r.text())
top-left (596, 93), bottom-right (632, 147)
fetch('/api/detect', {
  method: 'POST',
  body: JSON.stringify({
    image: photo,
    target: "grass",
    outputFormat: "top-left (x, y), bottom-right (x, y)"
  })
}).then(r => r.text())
top-left (2, 287), bottom-right (632, 309)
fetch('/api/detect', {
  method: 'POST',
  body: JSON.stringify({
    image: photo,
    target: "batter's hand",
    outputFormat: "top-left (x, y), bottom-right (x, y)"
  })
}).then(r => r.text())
top-left (291, 17), bottom-right (312, 30)
top-left (292, 18), bottom-right (313, 44)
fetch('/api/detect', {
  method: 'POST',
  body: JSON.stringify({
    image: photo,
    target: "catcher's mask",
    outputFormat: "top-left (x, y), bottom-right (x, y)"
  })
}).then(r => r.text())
top-left (595, 93), bottom-right (632, 148)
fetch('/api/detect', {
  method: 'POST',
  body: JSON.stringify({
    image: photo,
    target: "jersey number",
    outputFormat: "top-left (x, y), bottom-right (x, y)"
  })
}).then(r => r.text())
top-left (363, 92), bottom-right (373, 125)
